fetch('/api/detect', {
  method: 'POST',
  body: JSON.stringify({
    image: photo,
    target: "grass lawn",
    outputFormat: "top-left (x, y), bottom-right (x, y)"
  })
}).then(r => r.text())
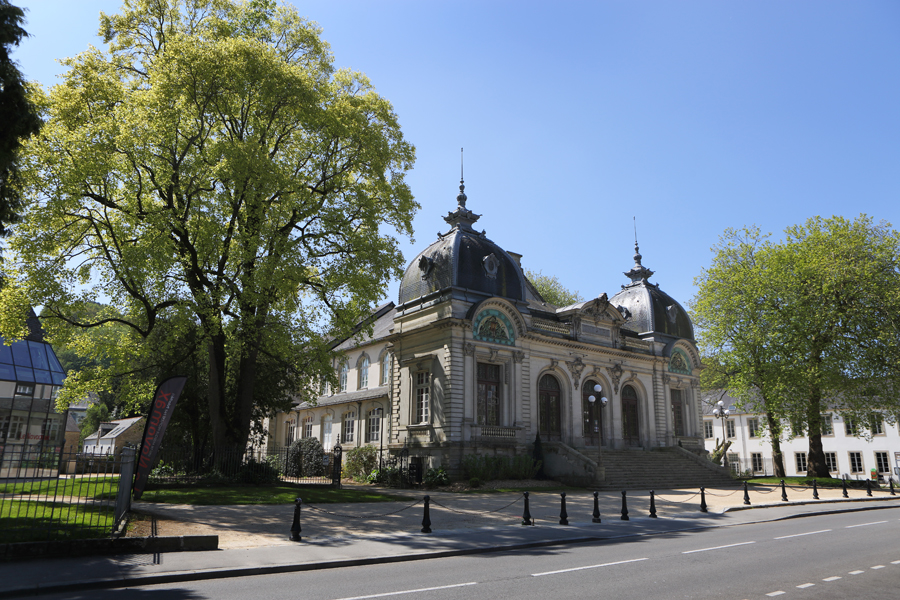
top-left (0, 500), bottom-right (115, 543)
top-left (746, 476), bottom-right (881, 489)
top-left (138, 484), bottom-right (413, 505)
top-left (0, 477), bottom-right (120, 498)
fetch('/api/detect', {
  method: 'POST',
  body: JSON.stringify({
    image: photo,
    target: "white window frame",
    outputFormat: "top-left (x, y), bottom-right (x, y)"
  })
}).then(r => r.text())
top-left (824, 452), bottom-right (837, 473)
top-left (870, 415), bottom-right (884, 436)
top-left (322, 416), bottom-right (333, 449)
top-left (303, 416), bottom-right (313, 439)
top-left (821, 413), bottom-right (834, 436)
top-left (367, 408), bottom-right (382, 442)
top-left (343, 412), bottom-right (356, 443)
top-left (381, 353), bottom-right (391, 386)
top-left (751, 452), bottom-right (764, 473)
top-left (339, 363), bottom-right (348, 392)
top-left (748, 418), bottom-right (759, 438)
top-left (844, 417), bottom-right (858, 437)
top-left (849, 451), bottom-right (863, 473)
top-left (415, 371), bottom-right (431, 424)
top-left (358, 357), bottom-right (369, 390)
top-left (726, 419), bottom-right (735, 439)
top-left (704, 421), bottom-right (713, 439)
top-left (795, 452), bottom-right (807, 474)
top-left (284, 421), bottom-right (296, 446)
top-left (875, 451), bottom-right (890, 473)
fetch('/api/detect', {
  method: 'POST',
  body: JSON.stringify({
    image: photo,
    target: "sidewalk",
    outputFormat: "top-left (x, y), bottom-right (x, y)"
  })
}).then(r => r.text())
top-left (2, 484), bottom-right (898, 598)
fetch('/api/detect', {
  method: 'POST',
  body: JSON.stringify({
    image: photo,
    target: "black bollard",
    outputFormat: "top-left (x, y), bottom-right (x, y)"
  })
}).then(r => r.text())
top-left (559, 492), bottom-right (569, 525)
top-left (812, 479), bottom-right (819, 500)
top-left (866, 479), bottom-right (873, 497)
top-left (700, 487), bottom-right (708, 513)
top-left (781, 479), bottom-right (788, 502)
top-left (842, 477), bottom-right (849, 498)
top-left (620, 490), bottom-right (629, 521)
top-left (649, 490), bottom-right (657, 518)
top-left (890, 480), bottom-right (896, 496)
top-left (289, 496), bottom-right (302, 542)
top-left (421, 495), bottom-right (432, 533)
top-left (743, 481), bottom-right (751, 505)
top-left (522, 491), bottom-right (533, 526)
top-left (592, 491), bottom-right (602, 523)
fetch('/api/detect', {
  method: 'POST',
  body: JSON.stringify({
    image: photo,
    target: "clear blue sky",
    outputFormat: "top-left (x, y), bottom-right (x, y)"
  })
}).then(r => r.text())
top-left (11, 1), bottom-right (900, 310)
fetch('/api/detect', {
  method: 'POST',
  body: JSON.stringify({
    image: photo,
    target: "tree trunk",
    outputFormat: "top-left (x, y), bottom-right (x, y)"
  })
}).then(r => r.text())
top-left (806, 390), bottom-right (830, 478)
top-left (765, 411), bottom-right (786, 477)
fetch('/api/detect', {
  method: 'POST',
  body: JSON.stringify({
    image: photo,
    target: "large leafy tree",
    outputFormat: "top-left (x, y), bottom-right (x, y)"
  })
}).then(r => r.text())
top-left (693, 216), bottom-right (900, 478)
top-left (0, 0), bottom-right (417, 453)
top-left (0, 0), bottom-right (41, 238)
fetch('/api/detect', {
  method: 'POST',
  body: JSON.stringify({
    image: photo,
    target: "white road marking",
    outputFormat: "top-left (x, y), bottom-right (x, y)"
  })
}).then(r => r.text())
top-left (796, 583), bottom-right (814, 588)
top-left (682, 541), bottom-right (755, 554)
top-left (849, 570), bottom-right (864, 574)
top-left (871, 565), bottom-right (885, 569)
top-left (845, 521), bottom-right (887, 528)
top-left (774, 529), bottom-right (831, 540)
top-left (532, 557), bottom-right (649, 576)
top-left (766, 592), bottom-right (785, 597)
top-left (892, 560), bottom-right (900, 564)
top-left (331, 582), bottom-right (477, 600)
top-left (823, 576), bottom-right (842, 582)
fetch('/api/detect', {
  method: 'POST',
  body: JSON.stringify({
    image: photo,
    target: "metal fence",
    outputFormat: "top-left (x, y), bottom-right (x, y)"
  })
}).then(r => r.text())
top-left (0, 446), bottom-right (134, 543)
top-left (149, 444), bottom-right (343, 487)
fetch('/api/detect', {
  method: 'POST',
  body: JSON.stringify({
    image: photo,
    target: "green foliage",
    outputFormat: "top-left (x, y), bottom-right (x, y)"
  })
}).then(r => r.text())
top-left (285, 437), bottom-right (326, 478)
top-left (234, 457), bottom-right (281, 485)
top-left (0, 0), bottom-right (42, 239)
top-left (136, 484), bottom-right (412, 505)
top-left (468, 477), bottom-right (483, 488)
top-left (367, 467), bottom-right (401, 486)
top-left (78, 402), bottom-right (110, 444)
top-left (423, 467), bottom-right (450, 488)
top-left (525, 269), bottom-right (584, 307)
top-left (460, 454), bottom-right (540, 481)
top-left (1, 0), bottom-right (417, 452)
top-left (344, 445), bottom-right (378, 481)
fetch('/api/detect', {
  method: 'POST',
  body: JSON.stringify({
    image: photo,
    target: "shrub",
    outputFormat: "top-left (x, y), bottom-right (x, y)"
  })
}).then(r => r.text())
top-left (344, 446), bottom-right (379, 481)
top-left (468, 477), bottom-right (482, 488)
top-left (368, 466), bottom-right (401, 486)
top-left (235, 457), bottom-right (281, 485)
top-left (285, 437), bottom-right (326, 477)
top-left (424, 467), bottom-right (450, 488)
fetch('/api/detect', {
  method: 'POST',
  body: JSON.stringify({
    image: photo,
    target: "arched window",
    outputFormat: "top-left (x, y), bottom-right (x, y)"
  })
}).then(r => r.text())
top-left (622, 384), bottom-right (640, 446)
top-left (582, 380), bottom-right (603, 445)
top-left (381, 352), bottom-right (391, 386)
top-left (339, 363), bottom-right (348, 392)
top-left (358, 356), bottom-right (369, 389)
top-left (538, 374), bottom-right (561, 441)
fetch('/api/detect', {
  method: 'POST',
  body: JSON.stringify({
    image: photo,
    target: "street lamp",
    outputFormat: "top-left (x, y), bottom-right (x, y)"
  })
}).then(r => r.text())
top-left (711, 400), bottom-right (730, 471)
top-left (587, 384), bottom-right (608, 446)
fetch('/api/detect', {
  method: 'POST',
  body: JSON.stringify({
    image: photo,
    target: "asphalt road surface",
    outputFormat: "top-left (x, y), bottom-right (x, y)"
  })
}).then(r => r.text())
top-left (38, 507), bottom-right (900, 600)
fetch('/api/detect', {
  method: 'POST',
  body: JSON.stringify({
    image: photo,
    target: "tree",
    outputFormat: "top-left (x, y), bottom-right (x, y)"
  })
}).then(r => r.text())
top-left (0, 0), bottom-right (417, 454)
top-left (692, 217), bottom-right (900, 478)
top-left (0, 0), bottom-right (41, 238)
top-left (525, 269), bottom-right (584, 307)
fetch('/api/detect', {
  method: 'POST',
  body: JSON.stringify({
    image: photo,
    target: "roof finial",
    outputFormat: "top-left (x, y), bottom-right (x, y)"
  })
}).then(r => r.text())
top-left (624, 216), bottom-right (653, 284)
top-left (457, 147), bottom-right (467, 209)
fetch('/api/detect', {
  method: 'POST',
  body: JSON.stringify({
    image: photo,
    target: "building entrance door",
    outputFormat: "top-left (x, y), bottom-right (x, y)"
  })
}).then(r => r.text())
top-left (622, 385), bottom-right (640, 446)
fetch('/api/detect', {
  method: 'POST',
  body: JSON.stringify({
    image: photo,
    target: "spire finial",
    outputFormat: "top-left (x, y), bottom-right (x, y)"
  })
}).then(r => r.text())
top-left (624, 216), bottom-right (653, 284)
top-left (457, 147), bottom-right (467, 209)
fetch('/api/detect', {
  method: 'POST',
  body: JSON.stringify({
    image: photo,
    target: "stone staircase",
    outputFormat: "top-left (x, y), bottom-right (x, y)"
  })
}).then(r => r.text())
top-left (593, 447), bottom-right (735, 490)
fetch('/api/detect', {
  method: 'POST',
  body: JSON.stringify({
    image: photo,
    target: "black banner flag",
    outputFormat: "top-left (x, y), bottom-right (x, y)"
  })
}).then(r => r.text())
top-left (132, 376), bottom-right (187, 500)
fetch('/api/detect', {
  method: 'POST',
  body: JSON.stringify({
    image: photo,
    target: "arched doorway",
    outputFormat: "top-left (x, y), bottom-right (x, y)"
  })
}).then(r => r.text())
top-left (621, 384), bottom-right (641, 446)
top-left (582, 380), bottom-right (602, 446)
top-left (538, 374), bottom-right (561, 441)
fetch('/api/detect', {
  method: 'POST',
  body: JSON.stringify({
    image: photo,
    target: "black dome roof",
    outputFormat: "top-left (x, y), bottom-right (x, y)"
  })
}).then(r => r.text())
top-left (398, 178), bottom-right (526, 306)
top-left (609, 243), bottom-right (694, 340)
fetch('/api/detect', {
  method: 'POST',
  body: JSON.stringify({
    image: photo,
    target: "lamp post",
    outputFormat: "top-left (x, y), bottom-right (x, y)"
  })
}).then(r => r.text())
top-left (587, 384), bottom-right (609, 447)
top-left (711, 400), bottom-right (730, 471)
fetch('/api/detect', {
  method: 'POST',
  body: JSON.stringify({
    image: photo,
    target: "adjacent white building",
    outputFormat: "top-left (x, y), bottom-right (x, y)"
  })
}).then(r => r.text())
top-left (702, 391), bottom-right (900, 483)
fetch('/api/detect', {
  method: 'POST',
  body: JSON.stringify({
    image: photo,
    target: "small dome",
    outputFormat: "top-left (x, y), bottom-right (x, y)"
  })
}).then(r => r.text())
top-left (398, 177), bottom-right (526, 306)
top-left (609, 242), bottom-right (694, 340)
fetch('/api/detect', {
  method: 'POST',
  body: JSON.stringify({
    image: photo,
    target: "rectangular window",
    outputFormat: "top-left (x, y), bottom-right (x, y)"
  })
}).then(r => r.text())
top-left (284, 422), bottom-right (295, 446)
top-left (322, 417), bottom-right (333, 449)
top-left (367, 408), bottom-right (382, 442)
top-left (359, 359), bottom-right (369, 389)
top-left (339, 364), bottom-right (348, 392)
top-left (844, 417), bottom-right (858, 436)
top-left (789, 418), bottom-right (804, 437)
top-left (476, 363), bottom-right (501, 426)
top-left (0, 414), bottom-right (9, 440)
top-left (726, 420), bottom-right (735, 439)
top-left (795, 452), bottom-right (807, 474)
top-left (704, 421), bottom-right (713, 439)
top-left (821, 414), bottom-right (833, 436)
top-left (870, 415), bottom-right (884, 435)
top-left (9, 415), bottom-right (26, 440)
top-left (671, 389), bottom-right (685, 437)
top-left (751, 453), bottom-right (764, 473)
top-left (825, 452), bottom-right (837, 473)
top-left (381, 353), bottom-right (391, 386)
top-left (748, 418), bottom-right (760, 438)
top-left (727, 453), bottom-right (740, 473)
top-left (875, 451), bottom-right (890, 473)
top-left (343, 412), bottom-right (355, 443)
top-left (415, 372), bottom-right (430, 424)
top-left (849, 451), bottom-right (863, 473)
top-left (304, 417), bottom-right (313, 439)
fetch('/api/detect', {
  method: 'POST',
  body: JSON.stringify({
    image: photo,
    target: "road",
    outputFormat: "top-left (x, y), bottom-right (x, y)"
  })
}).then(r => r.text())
top-left (38, 507), bottom-right (900, 600)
